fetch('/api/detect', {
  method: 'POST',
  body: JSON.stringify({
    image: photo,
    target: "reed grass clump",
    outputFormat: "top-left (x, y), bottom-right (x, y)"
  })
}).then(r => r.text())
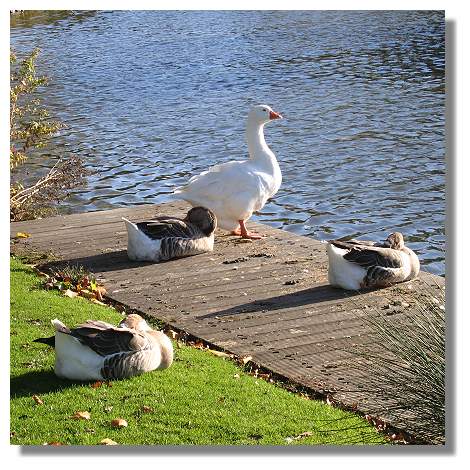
top-left (355, 282), bottom-right (445, 444)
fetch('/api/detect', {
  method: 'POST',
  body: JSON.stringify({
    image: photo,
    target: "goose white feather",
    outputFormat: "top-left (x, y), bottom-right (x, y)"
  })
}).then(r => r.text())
top-left (173, 104), bottom-right (283, 239)
top-left (34, 314), bottom-right (173, 381)
top-left (123, 206), bottom-right (216, 262)
top-left (327, 232), bottom-right (420, 290)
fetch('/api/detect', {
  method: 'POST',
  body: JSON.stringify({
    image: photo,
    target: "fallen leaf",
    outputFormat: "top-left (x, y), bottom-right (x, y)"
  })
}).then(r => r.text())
top-left (79, 289), bottom-right (95, 299)
top-left (167, 329), bottom-right (179, 340)
top-left (15, 232), bottom-right (31, 239)
top-left (95, 285), bottom-right (107, 301)
top-left (99, 438), bottom-right (118, 445)
top-left (32, 395), bottom-right (44, 405)
top-left (208, 349), bottom-right (231, 358)
top-left (193, 341), bottom-right (205, 350)
top-left (241, 355), bottom-right (252, 365)
top-left (111, 418), bottom-right (128, 428)
top-left (285, 431), bottom-right (313, 443)
top-left (90, 381), bottom-right (103, 389)
top-left (71, 411), bottom-right (91, 420)
top-left (141, 406), bottom-right (153, 413)
top-left (63, 289), bottom-right (78, 298)
top-left (233, 374), bottom-right (240, 379)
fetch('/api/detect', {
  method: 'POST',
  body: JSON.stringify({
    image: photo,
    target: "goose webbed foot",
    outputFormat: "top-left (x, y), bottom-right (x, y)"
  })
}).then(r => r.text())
top-left (235, 220), bottom-right (266, 240)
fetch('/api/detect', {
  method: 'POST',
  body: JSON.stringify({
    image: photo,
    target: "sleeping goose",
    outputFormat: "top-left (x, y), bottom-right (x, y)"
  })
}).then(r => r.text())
top-left (33, 314), bottom-right (173, 381)
top-left (327, 232), bottom-right (420, 290)
top-left (173, 104), bottom-right (283, 239)
top-left (122, 206), bottom-right (216, 262)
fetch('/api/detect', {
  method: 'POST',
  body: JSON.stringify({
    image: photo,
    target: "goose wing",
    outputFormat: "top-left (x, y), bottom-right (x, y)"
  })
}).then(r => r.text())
top-left (70, 323), bottom-right (151, 357)
top-left (137, 218), bottom-right (199, 240)
top-left (330, 240), bottom-right (403, 269)
top-left (175, 161), bottom-right (263, 204)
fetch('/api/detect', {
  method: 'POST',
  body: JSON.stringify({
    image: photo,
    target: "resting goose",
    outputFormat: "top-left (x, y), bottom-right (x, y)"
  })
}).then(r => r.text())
top-left (34, 314), bottom-right (173, 381)
top-left (122, 206), bottom-right (216, 262)
top-left (327, 232), bottom-right (420, 290)
top-left (173, 104), bottom-right (283, 239)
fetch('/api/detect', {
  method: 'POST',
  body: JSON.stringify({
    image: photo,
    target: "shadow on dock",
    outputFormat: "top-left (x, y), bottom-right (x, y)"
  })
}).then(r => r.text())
top-left (197, 284), bottom-right (363, 319)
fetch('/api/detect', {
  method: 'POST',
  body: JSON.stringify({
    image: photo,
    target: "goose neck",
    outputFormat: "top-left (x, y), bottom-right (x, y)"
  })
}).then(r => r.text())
top-left (246, 120), bottom-right (270, 160)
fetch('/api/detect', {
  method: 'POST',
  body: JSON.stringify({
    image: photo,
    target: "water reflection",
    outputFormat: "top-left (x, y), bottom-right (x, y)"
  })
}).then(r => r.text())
top-left (10, 10), bottom-right (445, 275)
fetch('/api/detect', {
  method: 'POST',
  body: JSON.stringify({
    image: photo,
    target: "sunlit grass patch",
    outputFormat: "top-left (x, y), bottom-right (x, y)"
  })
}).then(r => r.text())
top-left (10, 257), bottom-right (387, 445)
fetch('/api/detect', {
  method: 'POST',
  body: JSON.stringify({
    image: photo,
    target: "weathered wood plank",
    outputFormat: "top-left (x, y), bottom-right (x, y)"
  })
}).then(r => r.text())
top-left (10, 201), bottom-right (444, 440)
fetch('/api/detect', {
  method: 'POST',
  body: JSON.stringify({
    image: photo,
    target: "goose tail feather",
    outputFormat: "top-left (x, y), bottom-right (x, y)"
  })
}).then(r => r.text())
top-left (33, 336), bottom-right (56, 347)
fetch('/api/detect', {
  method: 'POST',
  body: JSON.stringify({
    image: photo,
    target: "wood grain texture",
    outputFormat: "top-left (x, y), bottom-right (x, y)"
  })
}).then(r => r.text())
top-left (11, 201), bottom-right (445, 437)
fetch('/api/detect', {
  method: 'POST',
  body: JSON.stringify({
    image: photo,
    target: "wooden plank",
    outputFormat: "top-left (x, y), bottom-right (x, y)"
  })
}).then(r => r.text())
top-left (10, 201), bottom-right (445, 441)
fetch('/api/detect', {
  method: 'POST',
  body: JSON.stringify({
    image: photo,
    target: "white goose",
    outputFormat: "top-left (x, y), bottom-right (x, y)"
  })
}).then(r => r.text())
top-left (327, 232), bottom-right (420, 290)
top-left (173, 104), bottom-right (283, 239)
top-left (122, 206), bottom-right (216, 262)
top-left (34, 314), bottom-right (173, 381)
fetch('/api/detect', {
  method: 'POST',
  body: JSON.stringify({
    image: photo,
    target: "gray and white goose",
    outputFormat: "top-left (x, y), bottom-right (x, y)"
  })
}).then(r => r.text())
top-left (326, 232), bottom-right (420, 290)
top-left (34, 314), bottom-right (173, 381)
top-left (122, 206), bottom-right (217, 262)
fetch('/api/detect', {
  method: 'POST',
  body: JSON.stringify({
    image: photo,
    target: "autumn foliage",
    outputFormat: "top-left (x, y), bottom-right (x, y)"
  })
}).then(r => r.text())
top-left (10, 48), bottom-right (89, 221)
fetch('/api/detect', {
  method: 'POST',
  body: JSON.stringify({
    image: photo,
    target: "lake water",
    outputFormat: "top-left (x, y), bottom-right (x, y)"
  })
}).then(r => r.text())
top-left (10, 10), bottom-right (445, 275)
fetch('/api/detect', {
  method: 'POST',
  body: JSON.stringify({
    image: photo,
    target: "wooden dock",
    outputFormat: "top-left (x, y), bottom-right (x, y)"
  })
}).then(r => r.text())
top-left (10, 201), bottom-right (444, 440)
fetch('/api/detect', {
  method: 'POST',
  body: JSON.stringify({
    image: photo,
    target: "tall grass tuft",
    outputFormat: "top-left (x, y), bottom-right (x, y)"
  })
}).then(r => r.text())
top-left (353, 281), bottom-right (445, 444)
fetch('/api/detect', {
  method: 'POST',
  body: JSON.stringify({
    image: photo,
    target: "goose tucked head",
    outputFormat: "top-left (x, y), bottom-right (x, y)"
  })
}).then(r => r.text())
top-left (248, 104), bottom-right (283, 125)
top-left (185, 206), bottom-right (217, 236)
top-left (119, 314), bottom-right (152, 332)
top-left (384, 232), bottom-right (405, 250)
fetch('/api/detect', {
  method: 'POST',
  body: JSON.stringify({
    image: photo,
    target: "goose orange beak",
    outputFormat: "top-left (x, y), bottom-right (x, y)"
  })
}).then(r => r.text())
top-left (269, 110), bottom-right (283, 120)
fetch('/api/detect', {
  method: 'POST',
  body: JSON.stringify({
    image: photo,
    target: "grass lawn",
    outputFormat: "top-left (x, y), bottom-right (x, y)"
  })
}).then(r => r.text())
top-left (10, 257), bottom-right (387, 445)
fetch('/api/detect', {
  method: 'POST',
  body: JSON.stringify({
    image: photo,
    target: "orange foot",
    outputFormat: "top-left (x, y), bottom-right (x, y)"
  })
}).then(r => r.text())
top-left (234, 220), bottom-right (266, 240)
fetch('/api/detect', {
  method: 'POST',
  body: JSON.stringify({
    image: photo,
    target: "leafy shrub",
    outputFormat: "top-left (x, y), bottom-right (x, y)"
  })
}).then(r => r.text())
top-left (10, 48), bottom-right (90, 221)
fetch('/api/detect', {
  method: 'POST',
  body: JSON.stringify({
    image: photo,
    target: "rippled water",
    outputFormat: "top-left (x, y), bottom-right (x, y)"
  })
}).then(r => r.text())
top-left (10, 10), bottom-right (445, 275)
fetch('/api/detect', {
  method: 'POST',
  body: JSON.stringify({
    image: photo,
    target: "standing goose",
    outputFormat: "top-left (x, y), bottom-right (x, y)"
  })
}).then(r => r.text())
top-left (34, 314), bottom-right (173, 381)
top-left (122, 206), bottom-right (216, 262)
top-left (173, 104), bottom-right (283, 239)
top-left (327, 232), bottom-right (420, 290)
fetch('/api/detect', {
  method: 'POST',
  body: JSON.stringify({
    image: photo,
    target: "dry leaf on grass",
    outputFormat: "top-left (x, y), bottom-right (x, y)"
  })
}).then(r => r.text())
top-left (79, 289), bottom-right (95, 299)
top-left (99, 438), bottom-right (118, 445)
top-left (111, 418), bottom-right (128, 428)
top-left (71, 411), bottom-right (91, 420)
top-left (167, 329), bottom-right (180, 340)
top-left (95, 286), bottom-right (107, 301)
top-left (63, 289), bottom-right (78, 298)
top-left (233, 374), bottom-right (240, 379)
top-left (285, 431), bottom-right (313, 443)
top-left (141, 406), bottom-right (154, 413)
top-left (90, 381), bottom-right (103, 389)
top-left (32, 395), bottom-right (44, 405)
top-left (208, 349), bottom-right (231, 358)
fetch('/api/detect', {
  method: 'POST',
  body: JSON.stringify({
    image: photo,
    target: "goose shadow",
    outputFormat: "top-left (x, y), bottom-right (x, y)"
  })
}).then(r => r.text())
top-left (197, 284), bottom-right (365, 320)
top-left (11, 369), bottom-right (89, 398)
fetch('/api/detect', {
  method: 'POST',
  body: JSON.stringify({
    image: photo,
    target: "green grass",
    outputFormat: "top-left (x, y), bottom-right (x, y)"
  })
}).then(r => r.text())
top-left (10, 257), bottom-right (387, 445)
